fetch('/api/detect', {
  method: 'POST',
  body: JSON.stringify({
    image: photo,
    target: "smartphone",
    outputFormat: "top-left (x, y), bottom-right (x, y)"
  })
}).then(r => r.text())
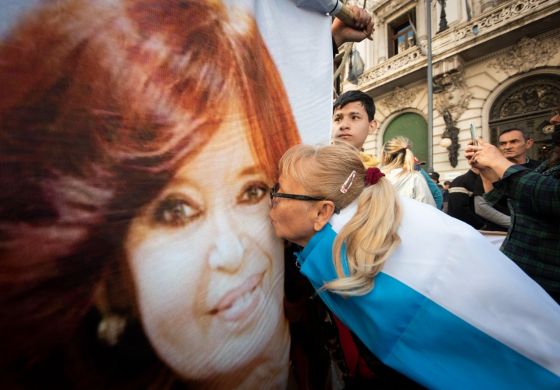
top-left (470, 124), bottom-right (478, 146)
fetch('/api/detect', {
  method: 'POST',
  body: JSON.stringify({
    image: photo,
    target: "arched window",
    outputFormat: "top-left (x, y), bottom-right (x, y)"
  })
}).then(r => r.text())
top-left (489, 74), bottom-right (560, 160)
top-left (383, 112), bottom-right (429, 166)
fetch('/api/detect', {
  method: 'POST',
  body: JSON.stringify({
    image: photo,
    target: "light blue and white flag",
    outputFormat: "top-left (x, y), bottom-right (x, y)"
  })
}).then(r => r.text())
top-left (296, 197), bottom-right (560, 389)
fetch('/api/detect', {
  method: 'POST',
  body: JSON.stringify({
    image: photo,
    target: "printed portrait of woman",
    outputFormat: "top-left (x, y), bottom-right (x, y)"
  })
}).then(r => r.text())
top-left (0, 0), bottom-right (300, 388)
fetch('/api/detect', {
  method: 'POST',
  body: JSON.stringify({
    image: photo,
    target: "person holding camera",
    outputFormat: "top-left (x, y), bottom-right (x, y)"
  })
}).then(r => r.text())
top-left (465, 112), bottom-right (560, 304)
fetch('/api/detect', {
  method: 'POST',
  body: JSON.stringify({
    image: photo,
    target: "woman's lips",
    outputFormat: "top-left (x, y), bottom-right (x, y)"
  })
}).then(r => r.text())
top-left (209, 273), bottom-right (263, 321)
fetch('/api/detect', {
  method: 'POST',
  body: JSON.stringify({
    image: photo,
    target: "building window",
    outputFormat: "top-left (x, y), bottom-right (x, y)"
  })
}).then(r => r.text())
top-left (388, 11), bottom-right (416, 57)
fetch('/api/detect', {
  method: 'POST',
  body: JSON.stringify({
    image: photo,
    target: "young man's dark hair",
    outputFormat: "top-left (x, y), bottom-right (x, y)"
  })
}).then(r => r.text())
top-left (333, 90), bottom-right (375, 121)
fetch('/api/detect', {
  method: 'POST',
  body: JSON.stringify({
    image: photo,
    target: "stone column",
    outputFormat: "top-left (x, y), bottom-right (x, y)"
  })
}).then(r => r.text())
top-left (415, 0), bottom-right (428, 56)
top-left (375, 19), bottom-right (387, 63)
top-left (416, 0), bottom-right (427, 38)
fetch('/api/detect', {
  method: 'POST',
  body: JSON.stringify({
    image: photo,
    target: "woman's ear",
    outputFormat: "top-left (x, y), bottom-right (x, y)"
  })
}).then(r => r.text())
top-left (313, 200), bottom-right (336, 232)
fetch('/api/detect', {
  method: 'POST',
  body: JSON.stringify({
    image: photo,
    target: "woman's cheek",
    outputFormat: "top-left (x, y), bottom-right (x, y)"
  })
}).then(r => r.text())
top-left (240, 206), bottom-right (284, 280)
top-left (245, 210), bottom-right (281, 253)
top-left (128, 232), bottom-right (204, 315)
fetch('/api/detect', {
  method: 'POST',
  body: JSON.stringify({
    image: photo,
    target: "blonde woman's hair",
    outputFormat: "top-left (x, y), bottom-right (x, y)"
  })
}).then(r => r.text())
top-left (279, 143), bottom-right (402, 296)
top-left (381, 136), bottom-right (417, 175)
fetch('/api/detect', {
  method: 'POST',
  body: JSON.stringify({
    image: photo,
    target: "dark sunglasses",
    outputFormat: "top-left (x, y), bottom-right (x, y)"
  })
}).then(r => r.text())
top-left (269, 183), bottom-right (325, 202)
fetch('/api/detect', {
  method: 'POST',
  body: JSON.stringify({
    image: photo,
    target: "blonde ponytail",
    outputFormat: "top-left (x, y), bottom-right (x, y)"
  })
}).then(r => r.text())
top-left (381, 136), bottom-right (416, 175)
top-left (324, 176), bottom-right (402, 296)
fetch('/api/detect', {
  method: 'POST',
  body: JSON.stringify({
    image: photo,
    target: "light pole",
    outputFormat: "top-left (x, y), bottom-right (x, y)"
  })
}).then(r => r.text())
top-left (426, 0), bottom-right (433, 169)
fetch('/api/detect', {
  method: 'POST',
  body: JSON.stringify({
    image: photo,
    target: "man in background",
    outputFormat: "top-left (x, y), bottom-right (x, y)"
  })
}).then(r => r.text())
top-left (466, 116), bottom-right (560, 303)
top-left (473, 127), bottom-right (541, 226)
top-left (498, 127), bottom-right (540, 168)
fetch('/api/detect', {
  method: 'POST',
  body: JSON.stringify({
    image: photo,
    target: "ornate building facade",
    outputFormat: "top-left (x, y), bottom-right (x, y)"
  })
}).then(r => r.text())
top-left (339, 0), bottom-right (560, 179)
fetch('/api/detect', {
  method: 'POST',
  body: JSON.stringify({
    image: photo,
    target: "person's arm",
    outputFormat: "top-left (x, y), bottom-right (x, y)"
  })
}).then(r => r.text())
top-left (295, 0), bottom-right (341, 14)
top-left (419, 169), bottom-right (443, 209)
top-left (473, 196), bottom-right (510, 228)
top-left (483, 187), bottom-right (506, 207)
top-left (478, 167), bottom-right (499, 193)
top-left (467, 139), bottom-right (560, 216)
top-left (465, 139), bottom-right (514, 179)
top-left (300, 0), bottom-right (372, 57)
top-left (475, 163), bottom-right (511, 208)
top-left (465, 140), bottom-right (511, 207)
top-left (492, 166), bottom-right (560, 217)
top-left (447, 186), bottom-right (487, 229)
top-left (331, 4), bottom-right (374, 47)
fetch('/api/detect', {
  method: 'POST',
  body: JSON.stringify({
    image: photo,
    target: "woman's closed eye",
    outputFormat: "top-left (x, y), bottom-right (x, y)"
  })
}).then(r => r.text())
top-left (153, 195), bottom-right (202, 227)
top-left (237, 181), bottom-right (268, 205)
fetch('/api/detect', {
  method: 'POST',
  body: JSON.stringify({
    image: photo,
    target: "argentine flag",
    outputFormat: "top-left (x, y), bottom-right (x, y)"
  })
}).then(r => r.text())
top-left (296, 197), bottom-right (560, 389)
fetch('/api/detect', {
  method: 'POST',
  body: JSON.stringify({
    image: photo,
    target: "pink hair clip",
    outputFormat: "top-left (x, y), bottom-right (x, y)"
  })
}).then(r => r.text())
top-left (340, 170), bottom-right (356, 193)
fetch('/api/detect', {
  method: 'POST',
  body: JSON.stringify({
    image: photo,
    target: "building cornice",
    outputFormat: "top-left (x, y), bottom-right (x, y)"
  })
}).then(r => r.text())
top-left (371, 0), bottom-right (417, 23)
top-left (357, 0), bottom-right (560, 93)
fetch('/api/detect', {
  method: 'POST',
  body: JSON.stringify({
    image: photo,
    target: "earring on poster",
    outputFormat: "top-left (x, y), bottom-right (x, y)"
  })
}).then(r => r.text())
top-left (98, 314), bottom-right (127, 346)
top-left (94, 280), bottom-right (129, 346)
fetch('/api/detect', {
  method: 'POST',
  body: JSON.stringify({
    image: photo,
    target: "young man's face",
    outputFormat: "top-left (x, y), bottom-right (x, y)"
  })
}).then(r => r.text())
top-left (332, 101), bottom-right (377, 150)
top-left (498, 130), bottom-right (533, 163)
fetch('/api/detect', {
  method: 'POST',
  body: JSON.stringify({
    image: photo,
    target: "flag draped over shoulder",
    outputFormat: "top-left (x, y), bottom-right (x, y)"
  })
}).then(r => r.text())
top-left (296, 197), bottom-right (560, 389)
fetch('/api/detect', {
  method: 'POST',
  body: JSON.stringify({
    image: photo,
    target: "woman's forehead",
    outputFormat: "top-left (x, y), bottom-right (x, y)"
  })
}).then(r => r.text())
top-left (278, 173), bottom-right (304, 191)
top-left (281, 156), bottom-right (313, 184)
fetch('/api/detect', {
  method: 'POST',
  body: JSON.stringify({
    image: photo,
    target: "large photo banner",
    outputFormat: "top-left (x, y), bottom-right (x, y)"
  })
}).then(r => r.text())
top-left (0, 1), bottom-right (332, 388)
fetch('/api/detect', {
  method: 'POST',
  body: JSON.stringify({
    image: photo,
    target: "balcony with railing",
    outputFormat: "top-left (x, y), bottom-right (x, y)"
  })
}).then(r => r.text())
top-left (356, 0), bottom-right (560, 94)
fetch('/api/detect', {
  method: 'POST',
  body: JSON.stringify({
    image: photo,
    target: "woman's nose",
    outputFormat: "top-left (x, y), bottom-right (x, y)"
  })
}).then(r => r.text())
top-left (208, 230), bottom-right (245, 272)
